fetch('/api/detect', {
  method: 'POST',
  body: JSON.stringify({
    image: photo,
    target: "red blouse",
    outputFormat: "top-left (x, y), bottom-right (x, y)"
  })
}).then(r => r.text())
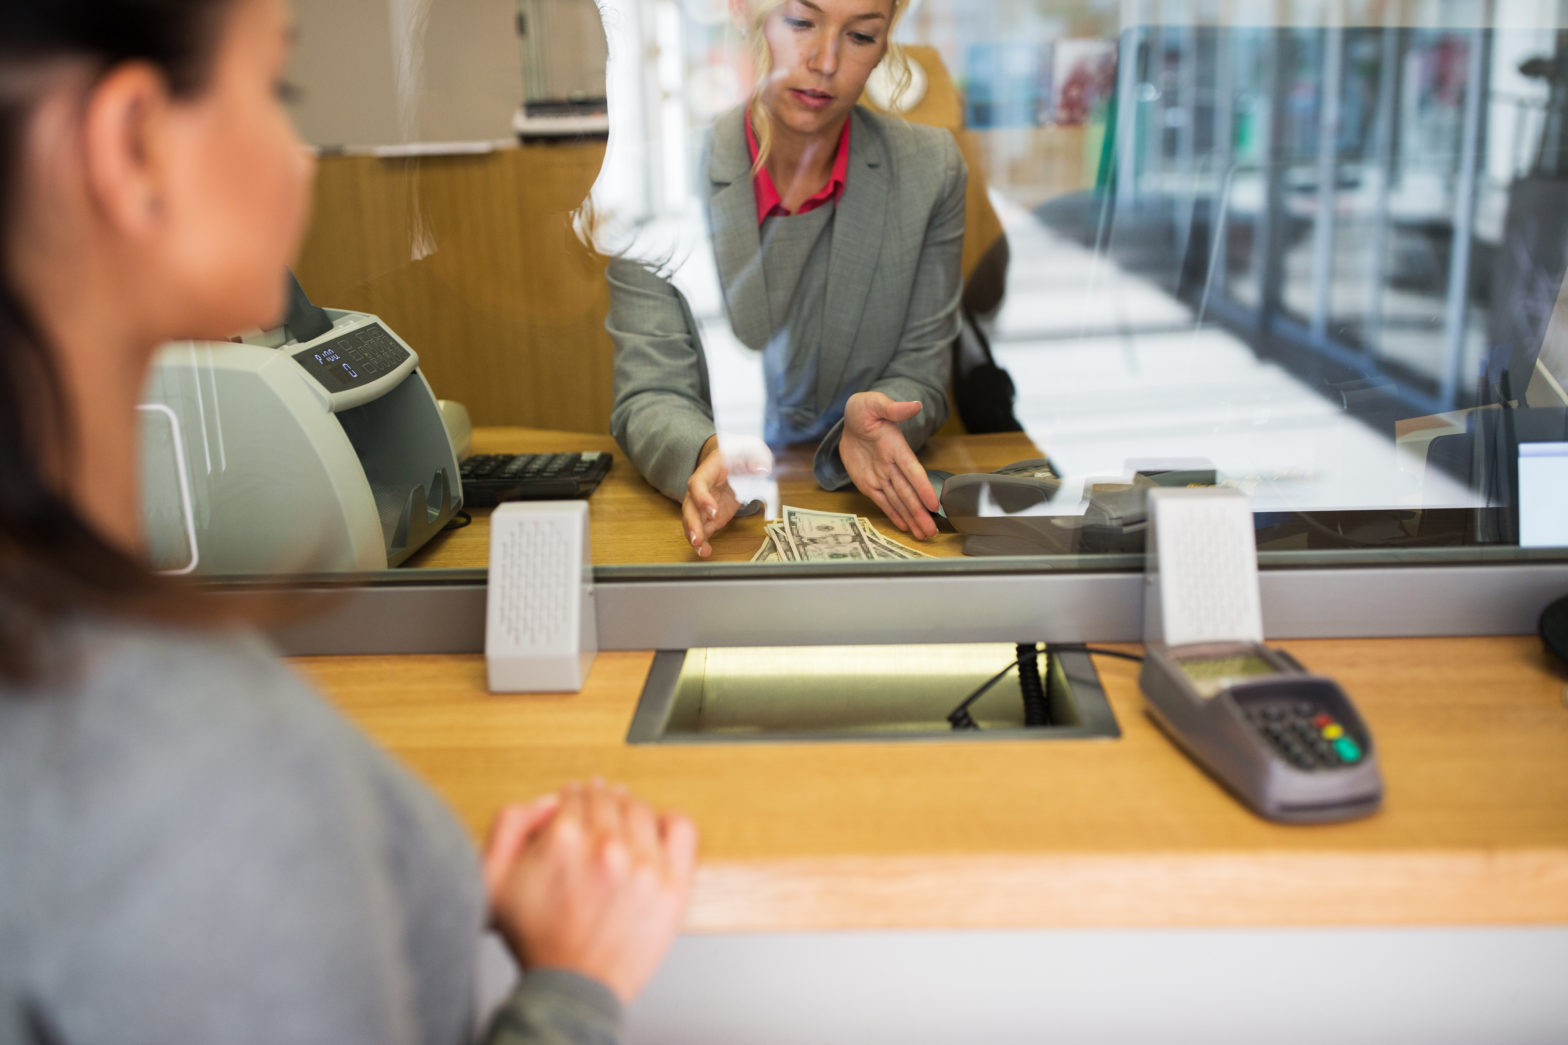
top-left (745, 115), bottom-right (852, 226)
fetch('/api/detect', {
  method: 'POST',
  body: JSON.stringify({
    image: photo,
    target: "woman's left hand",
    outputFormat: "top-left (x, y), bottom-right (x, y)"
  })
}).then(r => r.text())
top-left (840, 391), bottom-right (940, 540)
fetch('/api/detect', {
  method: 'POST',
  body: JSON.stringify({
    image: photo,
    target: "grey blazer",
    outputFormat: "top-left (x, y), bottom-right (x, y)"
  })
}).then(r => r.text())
top-left (607, 104), bottom-right (967, 501)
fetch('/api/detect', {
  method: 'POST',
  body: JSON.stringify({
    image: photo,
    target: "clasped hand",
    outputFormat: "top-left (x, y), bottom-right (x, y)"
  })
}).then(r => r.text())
top-left (839, 391), bottom-right (940, 540)
top-left (483, 780), bottom-right (698, 1005)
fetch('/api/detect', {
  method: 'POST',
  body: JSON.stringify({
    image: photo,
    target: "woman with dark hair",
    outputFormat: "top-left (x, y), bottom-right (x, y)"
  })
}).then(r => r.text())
top-left (0, 2), bottom-right (695, 1042)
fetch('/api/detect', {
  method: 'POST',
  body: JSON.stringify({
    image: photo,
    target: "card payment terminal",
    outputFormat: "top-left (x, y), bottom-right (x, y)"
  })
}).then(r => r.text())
top-left (1140, 488), bottom-right (1383, 824)
top-left (1139, 642), bottom-right (1382, 823)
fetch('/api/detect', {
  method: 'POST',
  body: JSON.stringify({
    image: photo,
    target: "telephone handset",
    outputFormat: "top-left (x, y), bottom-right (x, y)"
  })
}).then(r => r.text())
top-left (934, 458), bottom-right (1165, 555)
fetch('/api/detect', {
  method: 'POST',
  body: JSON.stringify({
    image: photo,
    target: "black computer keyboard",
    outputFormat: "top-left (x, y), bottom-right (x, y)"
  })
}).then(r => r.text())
top-left (459, 451), bottom-right (612, 506)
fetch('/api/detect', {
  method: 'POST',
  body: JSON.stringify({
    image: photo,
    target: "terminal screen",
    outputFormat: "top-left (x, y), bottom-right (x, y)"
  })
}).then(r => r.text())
top-left (295, 342), bottom-right (364, 394)
top-left (1178, 654), bottom-right (1278, 699)
top-left (291, 324), bottom-right (408, 395)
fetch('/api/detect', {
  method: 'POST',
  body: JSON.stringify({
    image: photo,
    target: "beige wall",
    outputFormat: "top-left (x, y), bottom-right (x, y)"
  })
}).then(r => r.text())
top-left (519, 0), bottom-right (611, 102)
top-left (290, 0), bottom-right (525, 147)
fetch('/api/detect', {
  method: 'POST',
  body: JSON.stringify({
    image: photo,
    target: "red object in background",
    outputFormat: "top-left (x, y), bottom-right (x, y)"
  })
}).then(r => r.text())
top-left (1055, 45), bottom-right (1117, 127)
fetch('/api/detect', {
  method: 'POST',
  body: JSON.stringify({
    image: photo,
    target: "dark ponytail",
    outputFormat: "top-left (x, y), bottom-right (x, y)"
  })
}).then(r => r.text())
top-left (0, 0), bottom-right (236, 682)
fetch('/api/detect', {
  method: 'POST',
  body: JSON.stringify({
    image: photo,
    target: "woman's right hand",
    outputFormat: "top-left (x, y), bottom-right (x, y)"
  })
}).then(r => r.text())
top-left (483, 781), bottom-right (699, 1005)
top-left (683, 435), bottom-right (772, 558)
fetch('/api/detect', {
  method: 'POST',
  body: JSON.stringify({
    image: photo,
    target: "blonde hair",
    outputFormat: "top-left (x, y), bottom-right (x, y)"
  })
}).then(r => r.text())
top-left (743, 0), bottom-right (912, 175)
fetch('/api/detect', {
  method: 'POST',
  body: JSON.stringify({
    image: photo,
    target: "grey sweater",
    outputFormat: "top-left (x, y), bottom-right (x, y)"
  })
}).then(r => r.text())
top-left (0, 619), bottom-right (621, 1045)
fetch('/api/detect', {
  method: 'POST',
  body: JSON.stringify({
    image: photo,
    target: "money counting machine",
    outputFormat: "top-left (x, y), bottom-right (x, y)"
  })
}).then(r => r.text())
top-left (139, 280), bottom-right (461, 573)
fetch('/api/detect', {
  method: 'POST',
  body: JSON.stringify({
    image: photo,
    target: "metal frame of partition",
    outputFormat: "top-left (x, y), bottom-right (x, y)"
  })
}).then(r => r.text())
top-left (254, 559), bottom-right (1568, 655)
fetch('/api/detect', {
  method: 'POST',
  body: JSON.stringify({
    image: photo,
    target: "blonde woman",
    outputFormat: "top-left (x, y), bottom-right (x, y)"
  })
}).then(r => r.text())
top-left (608, 0), bottom-right (967, 556)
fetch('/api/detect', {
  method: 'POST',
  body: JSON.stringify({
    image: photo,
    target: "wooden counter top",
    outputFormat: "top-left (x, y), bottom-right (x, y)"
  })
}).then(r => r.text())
top-left (295, 636), bottom-right (1568, 932)
top-left (404, 428), bottom-right (1045, 568)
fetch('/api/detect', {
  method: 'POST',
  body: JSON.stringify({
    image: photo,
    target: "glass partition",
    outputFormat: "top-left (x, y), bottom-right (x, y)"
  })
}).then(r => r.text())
top-left (142, 0), bottom-right (1568, 581)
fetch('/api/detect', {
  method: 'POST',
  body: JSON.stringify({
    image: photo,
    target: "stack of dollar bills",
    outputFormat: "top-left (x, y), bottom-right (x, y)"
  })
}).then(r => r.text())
top-left (752, 505), bottom-right (936, 562)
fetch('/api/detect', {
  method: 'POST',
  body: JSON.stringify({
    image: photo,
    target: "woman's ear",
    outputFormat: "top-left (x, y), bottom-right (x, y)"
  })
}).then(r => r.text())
top-left (729, 0), bottom-right (750, 35)
top-left (80, 62), bottom-right (174, 239)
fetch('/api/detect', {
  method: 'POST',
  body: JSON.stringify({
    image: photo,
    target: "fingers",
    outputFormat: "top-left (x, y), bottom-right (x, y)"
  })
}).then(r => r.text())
top-left (527, 782), bottom-right (593, 900)
top-left (490, 778), bottom-right (697, 1003)
top-left (659, 812), bottom-right (699, 886)
top-left (875, 398), bottom-right (924, 424)
top-left (682, 470), bottom-right (726, 558)
top-left (582, 780), bottom-right (632, 878)
top-left (838, 395), bottom-right (941, 540)
top-left (880, 432), bottom-right (937, 538)
top-left (683, 491), bottom-right (741, 558)
top-left (894, 448), bottom-right (941, 514)
top-left (686, 455), bottom-right (727, 517)
top-left (624, 790), bottom-right (662, 868)
top-left (684, 448), bottom-right (754, 558)
top-left (888, 469), bottom-right (937, 540)
top-left (527, 781), bottom-right (687, 875)
top-left (865, 484), bottom-right (912, 534)
top-left (549, 782), bottom-right (588, 855)
top-left (845, 433), bottom-right (936, 538)
top-left (846, 393), bottom-right (923, 434)
top-left (680, 496), bottom-right (714, 558)
top-left (581, 779), bottom-right (620, 840)
top-left (859, 469), bottom-right (934, 540)
top-left (482, 795), bottom-right (560, 901)
top-left (592, 782), bottom-right (688, 886)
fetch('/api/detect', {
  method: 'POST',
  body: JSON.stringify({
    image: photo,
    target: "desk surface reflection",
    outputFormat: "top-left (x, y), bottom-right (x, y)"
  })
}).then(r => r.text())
top-left (404, 427), bottom-right (1045, 568)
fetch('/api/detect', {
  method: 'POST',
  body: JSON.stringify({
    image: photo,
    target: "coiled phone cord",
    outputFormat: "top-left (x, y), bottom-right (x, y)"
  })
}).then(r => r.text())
top-left (947, 643), bottom-right (1145, 731)
top-left (1016, 642), bottom-right (1051, 726)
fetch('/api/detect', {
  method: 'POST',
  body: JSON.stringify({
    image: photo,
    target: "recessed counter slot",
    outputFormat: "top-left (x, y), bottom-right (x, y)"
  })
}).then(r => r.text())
top-left (626, 644), bottom-right (1122, 744)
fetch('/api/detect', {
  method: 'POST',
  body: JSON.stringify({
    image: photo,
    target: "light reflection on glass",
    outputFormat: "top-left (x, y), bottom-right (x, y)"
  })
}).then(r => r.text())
top-left (158, 0), bottom-right (1568, 574)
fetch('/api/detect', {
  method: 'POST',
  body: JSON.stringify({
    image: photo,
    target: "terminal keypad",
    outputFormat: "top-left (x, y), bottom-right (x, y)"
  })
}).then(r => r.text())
top-left (1243, 699), bottom-right (1363, 771)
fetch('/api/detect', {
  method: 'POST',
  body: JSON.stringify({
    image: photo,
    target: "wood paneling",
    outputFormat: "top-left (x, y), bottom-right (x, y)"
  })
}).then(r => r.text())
top-left (294, 143), bottom-right (614, 434)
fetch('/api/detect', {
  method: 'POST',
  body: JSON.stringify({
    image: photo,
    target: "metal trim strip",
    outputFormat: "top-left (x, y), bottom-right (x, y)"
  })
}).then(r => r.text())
top-left (251, 562), bottom-right (1568, 656)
